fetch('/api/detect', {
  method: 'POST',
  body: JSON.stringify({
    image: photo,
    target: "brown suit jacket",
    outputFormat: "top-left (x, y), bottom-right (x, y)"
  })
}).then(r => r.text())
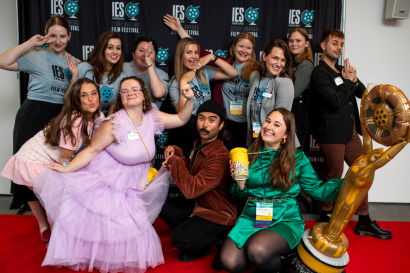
top-left (167, 139), bottom-right (237, 226)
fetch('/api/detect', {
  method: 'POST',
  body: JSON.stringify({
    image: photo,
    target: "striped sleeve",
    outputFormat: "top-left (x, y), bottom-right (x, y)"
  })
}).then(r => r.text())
top-left (294, 60), bottom-right (314, 98)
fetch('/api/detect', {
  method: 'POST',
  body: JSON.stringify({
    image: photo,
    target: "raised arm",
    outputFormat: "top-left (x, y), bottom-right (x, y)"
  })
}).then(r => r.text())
top-left (160, 78), bottom-right (194, 129)
top-left (145, 42), bottom-right (167, 99)
top-left (163, 14), bottom-right (190, 38)
top-left (195, 54), bottom-right (238, 81)
top-left (0, 32), bottom-right (55, 71)
top-left (64, 54), bottom-right (79, 100)
top-left (48, 119), bottom-right (115, 173)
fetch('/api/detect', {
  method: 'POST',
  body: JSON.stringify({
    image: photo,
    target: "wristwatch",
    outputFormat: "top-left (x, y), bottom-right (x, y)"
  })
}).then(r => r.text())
top-left (213, 55), bottom-right (219, 63)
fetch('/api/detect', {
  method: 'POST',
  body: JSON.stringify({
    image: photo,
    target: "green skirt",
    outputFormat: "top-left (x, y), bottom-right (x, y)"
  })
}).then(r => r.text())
top-left (228, 198), bottom-right (305, 249)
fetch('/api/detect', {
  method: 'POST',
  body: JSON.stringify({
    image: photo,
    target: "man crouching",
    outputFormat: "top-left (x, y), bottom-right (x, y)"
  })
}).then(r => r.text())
top-left (160, 99), bottom-right (237, 269)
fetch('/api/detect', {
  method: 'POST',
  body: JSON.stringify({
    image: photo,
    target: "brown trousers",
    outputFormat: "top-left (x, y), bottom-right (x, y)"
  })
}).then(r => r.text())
top-left (317, 122), bottom-right (369, 216)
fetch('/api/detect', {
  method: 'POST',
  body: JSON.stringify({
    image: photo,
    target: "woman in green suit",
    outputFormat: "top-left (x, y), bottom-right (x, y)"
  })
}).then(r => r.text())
top-left (220, 108), bottom-right (344, 272)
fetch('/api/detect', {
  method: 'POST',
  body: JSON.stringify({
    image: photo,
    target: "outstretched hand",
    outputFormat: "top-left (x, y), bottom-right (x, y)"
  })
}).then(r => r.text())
top-left (28, 32), bottom-right (56, 47)
top-left (193, 54), bottom-right (214, 71)
top-left (66, 54), bottom-right (79, 82)
top-left (181, 71), bottom-right (195, 84)
top-left (163, 14), bottom-right (182, 32)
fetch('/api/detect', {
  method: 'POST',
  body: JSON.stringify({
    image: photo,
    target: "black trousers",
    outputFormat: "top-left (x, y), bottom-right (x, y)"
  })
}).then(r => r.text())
top-left (12, 99), bottom-right (63, 203)
top-left (159, 196), bottom-right (232, 256)
top-left (292, 93), bottom-right (309, 151)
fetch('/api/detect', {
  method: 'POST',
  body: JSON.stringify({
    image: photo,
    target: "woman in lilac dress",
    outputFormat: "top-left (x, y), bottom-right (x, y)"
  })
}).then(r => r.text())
top-left (33, 75), bottom-right (194, 273)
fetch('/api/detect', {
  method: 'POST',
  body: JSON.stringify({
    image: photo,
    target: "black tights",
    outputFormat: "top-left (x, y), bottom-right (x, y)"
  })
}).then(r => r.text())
top-left (220, 230), bottom-right (291, 272)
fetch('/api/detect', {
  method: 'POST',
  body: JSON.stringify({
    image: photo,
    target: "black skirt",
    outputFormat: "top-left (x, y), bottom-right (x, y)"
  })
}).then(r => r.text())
top-left (11, 99), bottom-right (63, 203)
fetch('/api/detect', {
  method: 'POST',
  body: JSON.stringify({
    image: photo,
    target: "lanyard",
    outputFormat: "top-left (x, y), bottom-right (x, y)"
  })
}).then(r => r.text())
top-left (233, 62), bottom-right (242, 101)
top-left (260, 147), bottom-right (267, 200)
top-left (255, 77), bottom-right (273, 117)
top-left (70, 124), bottom-right (94, 160)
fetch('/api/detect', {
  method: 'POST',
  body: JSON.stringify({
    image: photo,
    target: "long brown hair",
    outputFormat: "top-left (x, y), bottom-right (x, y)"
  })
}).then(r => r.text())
top-left (258, 39), bottom-right (295, 84)
top-left (44, 78), bottom-right (101, 147)
top-left (229, 32), bottom-right (259, 82)
top-left (113, 76), bottom-right (153, 113)
top-left (45, 16), bottom-right (70, 34)
top-left (288, 28), bottom-right (313, 64)
top-left (248, 108), bottom-right (296, 192)
top-left (170, 37), bottom-right (207, 87)
top-left (87, 31), bottom-right (124, 85)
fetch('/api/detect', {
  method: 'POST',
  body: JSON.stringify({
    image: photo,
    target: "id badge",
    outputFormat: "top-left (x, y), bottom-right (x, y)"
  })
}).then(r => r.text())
top-left (255, 201), bottom-right (273, 228)
top-left (252, 122), bottom-right (261, 138)
top-left (127, 130), bottom-right (140, 140)
top-left (230, 101), bottom-right (243, 115)
top-left (262, 92), bottom-right (272, 99)
top-left (334, 77), bottom-right (344, 86)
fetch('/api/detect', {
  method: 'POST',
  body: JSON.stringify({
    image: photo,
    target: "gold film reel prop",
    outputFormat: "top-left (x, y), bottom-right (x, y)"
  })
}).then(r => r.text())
top-left (295, 85), bottom-right (410, 273)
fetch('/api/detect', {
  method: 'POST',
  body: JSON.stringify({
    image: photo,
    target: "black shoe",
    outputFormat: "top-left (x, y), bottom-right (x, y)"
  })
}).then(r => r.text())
top-left (178, 249), bottom-right (211, 263)
top-left (211, 255), bottom-right (223, 270)
top-left (178, 251), bottom-right (197, 263)
top-left (317, 210), bottom-right (331, 223)
top-left (354, 221), bottom-right (392, 239)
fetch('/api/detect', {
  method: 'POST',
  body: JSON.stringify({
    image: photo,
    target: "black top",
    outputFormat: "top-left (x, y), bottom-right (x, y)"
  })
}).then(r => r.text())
top-left (309, 60), bottom-right (366, 144)
top-left (191, 141), bottom-right (213, 166)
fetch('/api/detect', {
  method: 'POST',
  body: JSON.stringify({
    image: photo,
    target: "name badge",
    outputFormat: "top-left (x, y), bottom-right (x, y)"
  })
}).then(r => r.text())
top-left (252, 122), bottom-right (261, 138)
top-left (262, 93), bottom-right (272, 99)
top-left (255, 201), bottom-right (273, 228)
top-left (127, 130), bottom-right (140, 140)
top-left (334, 77), bottom-right (344, 86)
top-left (230, 101), bottom-right (243, 115)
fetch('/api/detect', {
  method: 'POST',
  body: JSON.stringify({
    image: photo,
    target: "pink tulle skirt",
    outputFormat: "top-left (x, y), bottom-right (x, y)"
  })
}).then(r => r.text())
top-left (33, 150), bottom-right (171, 273)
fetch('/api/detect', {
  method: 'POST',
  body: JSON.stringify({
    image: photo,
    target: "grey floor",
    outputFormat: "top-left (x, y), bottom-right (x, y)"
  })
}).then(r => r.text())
top-left (1, 194), bottom-right (410, 221)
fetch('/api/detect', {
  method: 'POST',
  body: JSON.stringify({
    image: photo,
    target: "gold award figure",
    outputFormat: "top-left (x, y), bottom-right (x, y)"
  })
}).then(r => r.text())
top-left (295, 85), bottom-right (410, 273)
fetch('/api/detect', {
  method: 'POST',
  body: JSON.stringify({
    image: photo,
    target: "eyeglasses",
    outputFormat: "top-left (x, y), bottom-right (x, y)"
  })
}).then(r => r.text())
top-left (120, 88), bottom-right (142, 95)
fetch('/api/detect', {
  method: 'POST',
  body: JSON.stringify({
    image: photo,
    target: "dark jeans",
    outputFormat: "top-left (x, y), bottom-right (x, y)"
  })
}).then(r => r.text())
top-left (159, 196), bottom-right (232, 256)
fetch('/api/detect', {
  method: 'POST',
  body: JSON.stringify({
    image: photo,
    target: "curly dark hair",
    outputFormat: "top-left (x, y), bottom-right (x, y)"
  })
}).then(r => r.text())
top-left (113, 76), bottom-right (153, 113)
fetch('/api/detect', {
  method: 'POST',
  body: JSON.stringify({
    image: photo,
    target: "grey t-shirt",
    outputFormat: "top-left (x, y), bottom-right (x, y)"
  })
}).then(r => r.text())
top-left (250, 77), bottom-right (273, 125)
top-left (221, 62), bottom-right (250, 123)
top-left (123, 62), bottom-right (169, 109)
top-left (78, 62), bottom-right (127, 113)
top-left (17, 47), bottom-right (79, 104)
top-left (169, 65), bottom-right (218, 115)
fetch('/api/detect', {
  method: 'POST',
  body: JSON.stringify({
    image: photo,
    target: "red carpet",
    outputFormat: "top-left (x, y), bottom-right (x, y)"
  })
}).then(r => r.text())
top-left (0, 215), bottom-right (406, 272)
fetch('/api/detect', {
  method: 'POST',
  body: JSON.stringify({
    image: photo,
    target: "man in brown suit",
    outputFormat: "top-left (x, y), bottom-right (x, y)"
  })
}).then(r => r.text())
top-left (160, 99), bottom-right (236, 267)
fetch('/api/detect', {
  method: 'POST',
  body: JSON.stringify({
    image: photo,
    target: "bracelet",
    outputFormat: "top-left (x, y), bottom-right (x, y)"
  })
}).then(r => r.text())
top-left (213, 55), bottom-right (219, 63)
top-left (146, 63), bottom-right (154, 69)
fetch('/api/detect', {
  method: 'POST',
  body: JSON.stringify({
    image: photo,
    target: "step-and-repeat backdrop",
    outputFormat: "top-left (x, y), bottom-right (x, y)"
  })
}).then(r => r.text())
top-left (18, 0), bottom-right (342, 209)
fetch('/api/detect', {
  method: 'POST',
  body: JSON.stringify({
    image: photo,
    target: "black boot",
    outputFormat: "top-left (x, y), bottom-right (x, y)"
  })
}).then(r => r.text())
top-left (178, 248), bottom-right (212, 263)
top-left (354, 216), bottom-right (392, 240)
top-left (317, 209), bottom-right (331, 223)
top-left (211, 240), bottom-right (224, 270)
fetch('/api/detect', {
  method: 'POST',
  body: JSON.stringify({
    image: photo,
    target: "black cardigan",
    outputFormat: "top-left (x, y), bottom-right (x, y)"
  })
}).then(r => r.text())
top-left (309, 60), bottom-right (366, 144)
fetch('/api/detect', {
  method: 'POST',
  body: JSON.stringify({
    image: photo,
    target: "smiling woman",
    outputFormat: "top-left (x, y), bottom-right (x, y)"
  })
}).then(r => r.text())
top-left (32, 76), bottom-right (195, 273)
top-left (0, 16), bottom-right (79, 242)
top-left (67, 31), bottom-right (127, 115)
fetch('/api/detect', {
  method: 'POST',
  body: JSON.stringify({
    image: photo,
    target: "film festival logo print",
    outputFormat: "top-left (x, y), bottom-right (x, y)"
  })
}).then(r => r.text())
top-left (111, 1), bottom-right (139, 33)
top-left (186, 5), bottom-right (200, 24)
top-left (215, 50), bottom-right (228, 58)
top-left (245, 7), bottom-right (259, 25)
top-left (50, 0), bottom-right (80, 31)
top-left (302, 10), bottom-right (314, 27)
top-left (156, 48), bottom-right (169, 66)
top-left (231, 7), bottom-right (259, 37)
top-left (64, 0), bottom-right (79, 18)
top-left (101, 86), bottom-right (114, 109)
top-left (126, 2), bottom-right (139, 21)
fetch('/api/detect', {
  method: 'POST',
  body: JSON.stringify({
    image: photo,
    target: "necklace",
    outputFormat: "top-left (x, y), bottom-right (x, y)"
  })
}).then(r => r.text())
top-left (247, 149), bottom-right (278, 155)
top-left (124, 110), bottom-right (156, 189)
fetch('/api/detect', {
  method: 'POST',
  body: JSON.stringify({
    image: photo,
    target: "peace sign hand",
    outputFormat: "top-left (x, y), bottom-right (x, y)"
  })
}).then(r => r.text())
top-left (66, 54), bottom-right (79, 82)
top-left (28, 32), bottom-right (55, 47)
top-left (144, 42), bottom-right (154, 66)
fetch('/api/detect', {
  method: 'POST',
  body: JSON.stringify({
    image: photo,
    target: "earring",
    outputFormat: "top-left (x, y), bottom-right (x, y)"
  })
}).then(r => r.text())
top-left (281, 138), bottom-right (287, 144)
top-left (143, 100), bottom-right (146, 111)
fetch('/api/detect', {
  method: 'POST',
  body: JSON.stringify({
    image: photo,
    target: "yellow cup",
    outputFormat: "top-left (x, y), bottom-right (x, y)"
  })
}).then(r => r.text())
top-left (230, 148), bottom-right (249, 180)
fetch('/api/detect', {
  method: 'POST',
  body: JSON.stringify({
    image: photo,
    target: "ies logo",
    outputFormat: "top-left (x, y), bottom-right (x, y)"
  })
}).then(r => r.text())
top-left (186, 5), bottom-right (200, 24)
top-left (301, 10), bottom-right (314, 27)
top-left (125, 2), bottom-right (139, 21)
top-left (215, 50), bottom-right (228, 58)
top-left (245, 7), bottom-right (259, 25)
top-left (64, 0), bottom-right (79, 18)
top-left (172, 5), bottom-right (185, 23)
top-left (82, 45), bottom-right (94, 61)
top-left (156, 48), bottom-right (169, 66)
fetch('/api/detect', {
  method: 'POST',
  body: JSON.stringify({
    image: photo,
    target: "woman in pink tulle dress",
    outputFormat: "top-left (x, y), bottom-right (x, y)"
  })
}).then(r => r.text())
top-left (34, 75), bottom-right (194, 273)
top-left (1, 78), bottom-right (102, 243)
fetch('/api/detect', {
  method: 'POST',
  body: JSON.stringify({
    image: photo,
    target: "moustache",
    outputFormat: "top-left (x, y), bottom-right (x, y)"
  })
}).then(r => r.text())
top-left (199, 129), bottom-right (209, 134)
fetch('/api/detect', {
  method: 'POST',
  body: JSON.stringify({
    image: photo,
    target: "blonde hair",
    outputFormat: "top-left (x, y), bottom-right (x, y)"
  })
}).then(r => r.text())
top-left (171, 37), bottom-right (207, 87)
top-left (229, 32), bottom-right (258, 81)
